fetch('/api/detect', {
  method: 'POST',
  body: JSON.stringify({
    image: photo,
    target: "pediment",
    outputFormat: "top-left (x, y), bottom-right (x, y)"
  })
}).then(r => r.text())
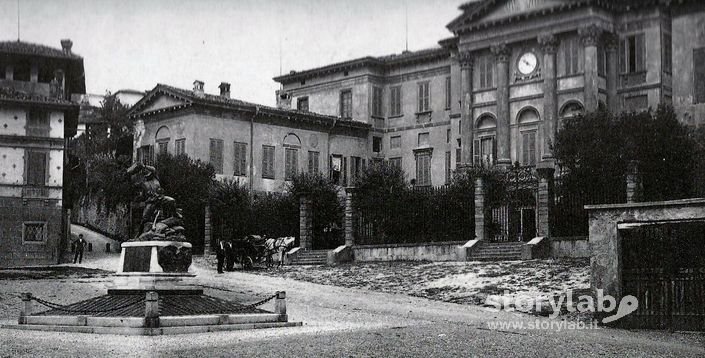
top-left (448, 0), bottom-right (579, 32)
top-left (130, 89), bottom-right (191, 117)
top-left (139, 95), bottom-right (187, 113)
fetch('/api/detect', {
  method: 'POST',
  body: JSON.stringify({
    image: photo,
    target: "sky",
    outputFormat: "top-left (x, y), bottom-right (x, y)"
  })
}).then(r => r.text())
top-left (0, 0), bottom-right (466, 106)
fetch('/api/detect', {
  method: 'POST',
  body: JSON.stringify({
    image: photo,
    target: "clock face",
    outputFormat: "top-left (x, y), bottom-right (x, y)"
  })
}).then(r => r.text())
top-left (517, 52), bottom-right (538, 75)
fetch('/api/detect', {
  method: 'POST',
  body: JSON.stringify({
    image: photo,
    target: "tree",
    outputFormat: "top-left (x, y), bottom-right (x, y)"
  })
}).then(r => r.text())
top-left (287, 173), bottom-right (343, 249)
top-left (553, 104), bottom-right (698, 202)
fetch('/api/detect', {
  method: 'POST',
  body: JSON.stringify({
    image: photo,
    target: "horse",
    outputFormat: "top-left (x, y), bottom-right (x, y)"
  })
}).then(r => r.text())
top-left (264, 236), bottom-right (296, 267)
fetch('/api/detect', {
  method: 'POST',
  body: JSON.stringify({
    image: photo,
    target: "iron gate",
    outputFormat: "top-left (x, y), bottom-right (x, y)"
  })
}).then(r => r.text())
top-left (488, 165), bottom-right (538, 242)
top-left (620, 222), bottom-right (705, 331)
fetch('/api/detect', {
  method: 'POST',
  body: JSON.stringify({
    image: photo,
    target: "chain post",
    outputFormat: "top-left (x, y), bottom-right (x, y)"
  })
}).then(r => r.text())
top-left (144, 291), bottom-right (160, 328)
top-left (18, 292), bottom-right (32, 324)
top-left (274, 291), bottom-right (287, 319)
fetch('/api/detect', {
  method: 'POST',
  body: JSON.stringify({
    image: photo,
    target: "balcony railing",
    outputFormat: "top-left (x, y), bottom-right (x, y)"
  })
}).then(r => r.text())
top-left (22, 186), bottom-right (50, 198)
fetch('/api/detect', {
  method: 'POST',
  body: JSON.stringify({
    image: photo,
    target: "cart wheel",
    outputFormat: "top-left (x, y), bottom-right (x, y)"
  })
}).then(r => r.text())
top-left (243, 256), bottom-right (254, 270)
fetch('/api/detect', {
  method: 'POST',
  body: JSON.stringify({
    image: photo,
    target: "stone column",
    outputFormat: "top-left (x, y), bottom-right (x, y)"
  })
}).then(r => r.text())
top-left (144, 291), bottom-right (160, 328)
top-left (625, 160), bottom-right (642, 203)
top-left (344, 187), bottom-right (355, 247)
top-left (538, 34), bottom-right (559, 160)
top-left (474, 176), bottom-right (487, 241)
top-left (536, 165), bottom-right (555, 237)
top-left (579, 25), bottom-right (603, 112)
top-left (492, 43), bottom-right (512, 168)
top-left (459, 51), bottom-right (474, 165)
top-left (18, 293), bottom-right (32, 324)
top-left (204, 205), bottom-right (212, 254)
top-left (299, 193), bottom-right (313, 250)
top-left (605, 33), bottom-right (620, 114)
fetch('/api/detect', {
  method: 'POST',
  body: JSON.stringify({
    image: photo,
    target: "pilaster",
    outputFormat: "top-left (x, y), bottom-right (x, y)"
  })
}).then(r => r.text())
top-left (579, 25), bottom-right (603, 112)
top-left (459, 51), bottom-right (474, 165)
top-left (538, 33), bottom-right (558, 159)
top-left (536, 165), bottom-right (555, 238)
top-left (605, 33), bottom-right (620, 114)
top-left (299, 194), bottom-right (313, 250)
top-left (491, 43), bottom-right (511, 168)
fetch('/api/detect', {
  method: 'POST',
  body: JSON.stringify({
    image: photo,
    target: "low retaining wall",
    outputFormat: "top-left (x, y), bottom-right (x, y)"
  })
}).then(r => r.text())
top-left (353, 241), bottom-right (466, 262)
top-left (550, 236), bottom-right (590, 258)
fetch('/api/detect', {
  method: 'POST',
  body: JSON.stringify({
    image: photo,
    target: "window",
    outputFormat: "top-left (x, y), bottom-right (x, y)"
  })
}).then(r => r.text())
top-left (234, 142), bottom-right (247, 176)
top-left (340, 89), bottom-right (352, 119)
top-left (598, 46), bottom-right (607, 77)
top-left (418, 132), bottom-right (430, 146)
top-left (389, 157), bottom-right (402, 169)
top-left (26, 110), bottom-right (49, 137)
top-left (456, 148), bottom-right (461, 164)
top-left (390, 136), bottom-right (401, 149)
top-left (297, 97), bottom-right (309, 111)
top-left (620, 33), bottom-right (646, 74)
top-left (372, 87), bottom-right (383, 117)
top-left (663, 33), bottom-right (672, 74)
top-left (308, 151), bottom-right (319, 174)
top-left (138, 145), bottom-right (154, 166)
top-left (415, 151), bottom-right (432, 186)
top-left (23, 222), bottom-right (45, 243)
top-left (262, 145), bottom-right (275, 179)
top-left (445, 151), bottom-right (451, 184)
top-left (373, 136), bottom-right (382, 153)
top-left (477, 55), bottom-right (494, 89)
top-left (446, 129), bottom-right (451, 143)
top-left (564, 37), bottom-right (581, 75)
top-left (157, 140), bottom-right (168, 156)
top-left (624, 95), bottom-right (648, 112)
top-left (209, 138), bottom-right (224, 174)
top-left (175, 139), bottom-right (185, 156)
top-left (26, 151), bottom-right (47, 186)
top-left (521, 131), bottom-right (537, 166)
top-left (351, 156), bottom-right (362, 184)
top-left (285, 148), bottom-right (298, 180)
top-left (390, 86), bottom-right (402, 116)
top-left (417, 82), bottom-right (430, 112)
top-left (445, 76), bottom-right (451, 109)
top-left (330, 155), bottom-right (342, 185)
top-left (695, 48), bottom-right (705, 104)
top-left (473, 137), bottom-right (496, 167)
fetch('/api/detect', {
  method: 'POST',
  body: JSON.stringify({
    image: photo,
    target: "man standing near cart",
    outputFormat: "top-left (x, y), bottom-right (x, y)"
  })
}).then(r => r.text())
top-left (73, 234), bottom-right (87, 264)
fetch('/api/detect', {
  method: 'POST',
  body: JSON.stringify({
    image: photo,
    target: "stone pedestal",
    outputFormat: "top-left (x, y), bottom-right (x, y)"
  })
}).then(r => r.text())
top-left (110, 241), bottom-right (198, 294)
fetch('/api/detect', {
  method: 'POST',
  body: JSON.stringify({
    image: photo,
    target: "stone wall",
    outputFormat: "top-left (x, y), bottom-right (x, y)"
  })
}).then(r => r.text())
top-left (353, 241), bottom-right (465, 262)
top-left (550, 236), bottom-right (589, 258)
top-left (72, 199), bottom-right (130, 242)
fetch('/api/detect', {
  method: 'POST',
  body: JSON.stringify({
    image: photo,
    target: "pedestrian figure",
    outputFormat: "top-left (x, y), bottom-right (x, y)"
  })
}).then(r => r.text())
top-left (73, 234), bottom-right (87, 264)
top-left (225, 239), bottom-right (235, 272)
top-left (216, 239), bottom-right (226, 274)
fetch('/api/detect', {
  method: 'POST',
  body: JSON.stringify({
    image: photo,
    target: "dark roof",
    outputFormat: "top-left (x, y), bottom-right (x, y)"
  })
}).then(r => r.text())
top-left (273, 47), bottom-right (450, 84)
top-left (129, 83), bottom-right (371, 131)
top-left (0, 40), bottom-right (82, 60)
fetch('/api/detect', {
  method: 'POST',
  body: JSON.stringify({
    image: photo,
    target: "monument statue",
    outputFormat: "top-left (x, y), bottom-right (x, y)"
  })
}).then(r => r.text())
top-left (125, 162), bottom-right (191, 272)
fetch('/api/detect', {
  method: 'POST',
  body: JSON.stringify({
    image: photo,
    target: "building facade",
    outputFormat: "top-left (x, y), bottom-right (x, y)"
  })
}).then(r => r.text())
top-left (274, 0), bottom-right (705, 185)
top-left (129, 81), bottom-right (370, 192)
top-left (0, 40), bottom-right (84, 267)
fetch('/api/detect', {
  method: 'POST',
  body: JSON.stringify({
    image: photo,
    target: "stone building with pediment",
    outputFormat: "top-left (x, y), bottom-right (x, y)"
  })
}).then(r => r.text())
top-left (274, 0), bottom-right (705, 185)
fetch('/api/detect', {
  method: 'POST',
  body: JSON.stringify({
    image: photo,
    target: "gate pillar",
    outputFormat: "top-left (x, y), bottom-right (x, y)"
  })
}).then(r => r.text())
top-left (344, 187), bottom-right (355, 247)
top-left (474, 176), bottom-right (487, 241)
top-left (299, 193), bottom-right (313, 250)
top-left (536, 165), bottom-right (555, 238)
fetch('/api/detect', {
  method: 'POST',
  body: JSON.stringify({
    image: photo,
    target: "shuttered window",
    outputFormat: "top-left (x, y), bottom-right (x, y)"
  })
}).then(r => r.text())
top-left (175, 139), bottom-right (186, 156)
top-left (694, 48), bottom-right (705, 104)
top-left (474, 136), bottom-right (496, 167)
top-left (564, 37), bottom-right (581, 75)
top-left (415, 152), bottom-right (432, 186)
top-left (417, 82), bottom-right (430, 112)
top-left (389, 157), bottom-right (402, 169)
top-left (308, 151), bottom-right (319, 174)
top-left (26, 151), bottom-right (47, 186)
top-left (372, 87), bottom-right (383, 117)
top-left (26, 110), bottom-right (50, 137)
top-left (157, 140), bottom-right (168, 156)
top-left (209, 139), bottom-right (224, 174)
top-left (285, 148), bottom-right (298, 181)
top-left (262, 145), bottom-right (275, 179)
top-left (390, 86), bottom-right (402, 116)
top-left (477, 55), bottom-right (494, 89)
top-left (445, 76), bottom-right (452, 109)
top-left (521, 131), bottom-right (537, 166)
top-left (620, 33), bottom-right (646, 74)
top-left (233, 142), bottom-right (247, 176)
top-left (139, 145), bottom-right (154, 166)
top-left (340, 90), bottom-right (352, 119)
top-left (445, 151), bottom-right (452, 184)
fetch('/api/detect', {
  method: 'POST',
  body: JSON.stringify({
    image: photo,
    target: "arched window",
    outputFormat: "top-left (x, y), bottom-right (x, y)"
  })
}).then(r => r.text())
top-left (559, 101), bottom-right (584, 119)
top-left (155, 126), bottom-right (171, 155)
top-left (474, 114), bottom-right (497, 167)
top-left (516, 107), bottom-right (540, 166)
top-left (283, 133), bottom-right (301, 181)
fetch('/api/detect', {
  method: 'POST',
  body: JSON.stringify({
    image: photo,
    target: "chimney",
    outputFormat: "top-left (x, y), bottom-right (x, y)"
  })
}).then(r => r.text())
top-left (218, 82), bottom-right (231, 98)
top-left (276, 89), bottom-right (291, 110)
top-left (193, 80), bottom-right (204, 97)
top-left (60, 39), bottom-right (73, 55)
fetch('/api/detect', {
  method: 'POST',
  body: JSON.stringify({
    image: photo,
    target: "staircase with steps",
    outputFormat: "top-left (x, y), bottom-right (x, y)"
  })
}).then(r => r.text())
top-left (468, 241), bottom-right (525, 261)
top-left (288, 249), bottom-right (329, 265)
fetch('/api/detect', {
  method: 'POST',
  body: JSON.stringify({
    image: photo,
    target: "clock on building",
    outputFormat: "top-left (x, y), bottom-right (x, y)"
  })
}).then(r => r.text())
top-left (517, 52), bottom-right (538, 75)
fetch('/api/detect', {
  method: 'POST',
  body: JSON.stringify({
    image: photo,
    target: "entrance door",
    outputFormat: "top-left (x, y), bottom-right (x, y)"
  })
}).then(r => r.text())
top-left (620, 222), bottom-right (705, 331)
